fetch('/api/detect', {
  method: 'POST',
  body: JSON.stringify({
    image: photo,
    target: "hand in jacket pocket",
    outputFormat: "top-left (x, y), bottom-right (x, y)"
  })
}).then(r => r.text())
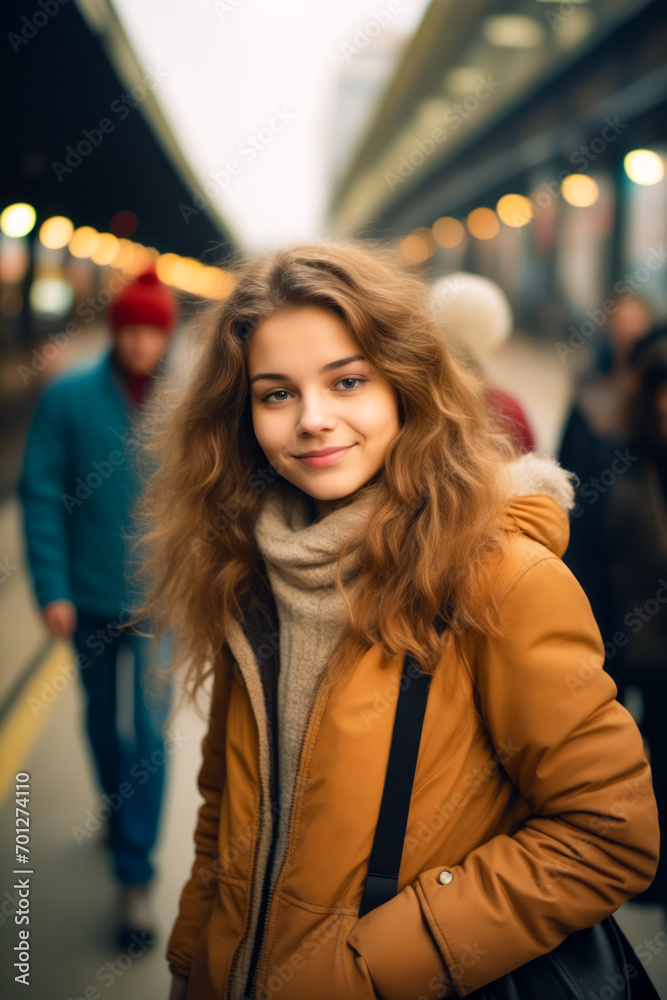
top-left (346, 885), bottom-right (454, 1000)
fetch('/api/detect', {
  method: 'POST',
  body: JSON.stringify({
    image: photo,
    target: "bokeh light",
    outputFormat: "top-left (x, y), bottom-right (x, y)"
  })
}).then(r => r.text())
top-left (496, 194), bottom-right (533, 227)
top-left (624, 149), bottom-right (665, 186)
top-left (69, 226), bottom-right (101, 258)
top-left (432, 216), bottom-right (465, 248)
top-left (561, 174), bottom-right (599, 207)
top-left (39, 216), bottom-right (75, 249)
top-left (466, 207), bottom-right (500, 239)
top-left (1, 203), bottom-right (37, 238)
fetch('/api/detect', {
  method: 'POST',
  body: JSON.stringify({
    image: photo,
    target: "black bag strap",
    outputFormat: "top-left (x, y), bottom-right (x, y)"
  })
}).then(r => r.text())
top-left (601, 914), bottom-right (662, 1000)
top-left (358, 617), bottom-right (446, 918)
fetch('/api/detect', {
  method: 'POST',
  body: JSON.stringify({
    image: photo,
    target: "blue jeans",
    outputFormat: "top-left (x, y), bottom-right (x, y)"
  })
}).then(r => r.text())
top-left (71, 609), bottom-right (174, 885)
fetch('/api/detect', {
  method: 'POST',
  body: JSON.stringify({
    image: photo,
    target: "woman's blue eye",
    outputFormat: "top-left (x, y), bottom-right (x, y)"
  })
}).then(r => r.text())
top-left (261, 377), bottom-right (367, 403)
top-left (337, 377), bottom-right (366, 390)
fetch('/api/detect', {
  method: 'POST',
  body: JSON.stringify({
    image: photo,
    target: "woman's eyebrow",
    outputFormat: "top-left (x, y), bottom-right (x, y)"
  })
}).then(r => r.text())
top-left (249, 354), bottom-right (367, 385)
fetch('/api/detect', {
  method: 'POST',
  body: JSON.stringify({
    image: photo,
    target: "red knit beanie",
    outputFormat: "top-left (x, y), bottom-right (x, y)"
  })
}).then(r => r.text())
top-left (108, 262), bottom-right (179, 336)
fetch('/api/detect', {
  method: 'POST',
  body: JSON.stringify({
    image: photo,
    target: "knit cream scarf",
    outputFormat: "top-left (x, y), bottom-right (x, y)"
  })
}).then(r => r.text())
top-left (252, 481), bottom-right (374, 886)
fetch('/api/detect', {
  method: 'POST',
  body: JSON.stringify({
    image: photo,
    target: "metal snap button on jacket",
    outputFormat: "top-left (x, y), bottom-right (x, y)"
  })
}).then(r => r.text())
top-left (438, 869), bottom-right (453, 884)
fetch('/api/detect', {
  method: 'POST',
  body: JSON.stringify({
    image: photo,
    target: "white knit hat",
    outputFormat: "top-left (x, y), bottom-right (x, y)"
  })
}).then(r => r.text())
top-left (429, 272), bottom-right (514, 366)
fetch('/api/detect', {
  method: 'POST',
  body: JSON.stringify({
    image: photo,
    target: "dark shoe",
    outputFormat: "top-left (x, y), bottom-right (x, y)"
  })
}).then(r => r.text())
top-left (116, 923), bottom-right (156, 954)
top-left (115, 882), bottom-right (157, 953)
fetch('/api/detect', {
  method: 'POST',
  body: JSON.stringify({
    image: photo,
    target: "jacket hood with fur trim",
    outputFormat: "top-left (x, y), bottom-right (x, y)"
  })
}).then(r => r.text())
top-left (502, 452), bottom-right (576, 559)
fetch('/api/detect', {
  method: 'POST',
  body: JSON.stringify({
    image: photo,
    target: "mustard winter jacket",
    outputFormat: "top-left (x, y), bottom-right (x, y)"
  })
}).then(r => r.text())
top-left (166, 456), bottom-right (660, 1000)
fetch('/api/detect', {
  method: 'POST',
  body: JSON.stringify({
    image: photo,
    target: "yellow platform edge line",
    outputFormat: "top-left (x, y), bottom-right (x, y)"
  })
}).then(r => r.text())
top-left (0, 640), bottom-right (74, 805)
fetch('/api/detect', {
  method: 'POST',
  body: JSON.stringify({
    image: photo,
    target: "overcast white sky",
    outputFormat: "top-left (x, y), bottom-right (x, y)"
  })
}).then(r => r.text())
top-left (112, 0), bottom-right (430, 251)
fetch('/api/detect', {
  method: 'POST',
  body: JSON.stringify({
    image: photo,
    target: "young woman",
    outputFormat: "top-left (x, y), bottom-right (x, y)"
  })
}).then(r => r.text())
top-left (126, 240), bottom-right (659, 1000)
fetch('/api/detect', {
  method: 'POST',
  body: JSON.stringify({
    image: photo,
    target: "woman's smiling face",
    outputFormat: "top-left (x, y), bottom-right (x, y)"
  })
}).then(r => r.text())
top-left (247, 305), bottom-right (401, 508)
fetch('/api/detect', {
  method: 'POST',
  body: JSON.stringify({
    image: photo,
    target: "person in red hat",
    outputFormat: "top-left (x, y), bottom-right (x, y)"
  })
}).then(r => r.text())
top-left (108, 261), bottom-right (180, 405)
top-left (18, 263), bottom-right (180, 955)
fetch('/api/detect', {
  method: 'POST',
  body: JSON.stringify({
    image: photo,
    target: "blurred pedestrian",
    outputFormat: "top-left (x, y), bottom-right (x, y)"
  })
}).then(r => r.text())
top-left (559, 292), bottom-right (653, 471)
top-left (579, 326), bottom-right (667, 910)
top-left (18, 263), bottom-right (180, 951)
top-left (430, 271), bottom-right (536, 453)
top-left (557, 293), bottom-right (654, 669)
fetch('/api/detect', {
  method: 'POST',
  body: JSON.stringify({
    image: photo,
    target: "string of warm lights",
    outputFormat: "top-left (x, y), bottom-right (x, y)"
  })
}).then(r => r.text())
top-left (395, 148), bottom-right (665, 263)
top-left (0, 207), bottom-right (235, 306)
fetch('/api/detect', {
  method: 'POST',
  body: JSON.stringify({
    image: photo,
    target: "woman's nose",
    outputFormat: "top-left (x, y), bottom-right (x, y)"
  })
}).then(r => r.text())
top-left (295, 391), bottom-right (337, 434)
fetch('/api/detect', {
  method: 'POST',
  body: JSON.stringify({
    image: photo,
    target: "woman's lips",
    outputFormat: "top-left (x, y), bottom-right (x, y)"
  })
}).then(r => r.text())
top-left (296, 445), bottom-right (355, 468)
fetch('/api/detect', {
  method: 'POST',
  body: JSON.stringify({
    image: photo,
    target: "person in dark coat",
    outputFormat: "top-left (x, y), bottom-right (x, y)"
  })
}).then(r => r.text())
top-left (585, 327), bottom-right (667, 909)
top-left (557, 294), bottom-right (654, 665)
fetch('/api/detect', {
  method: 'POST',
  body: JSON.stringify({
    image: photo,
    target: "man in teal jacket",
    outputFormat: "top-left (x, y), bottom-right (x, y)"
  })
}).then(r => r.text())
top-left (18, 263), bottom-right (179, 952)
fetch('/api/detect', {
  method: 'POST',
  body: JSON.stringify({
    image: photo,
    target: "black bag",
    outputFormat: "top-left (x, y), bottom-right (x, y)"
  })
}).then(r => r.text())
top-left (359, 639), bottom-right (661, 999)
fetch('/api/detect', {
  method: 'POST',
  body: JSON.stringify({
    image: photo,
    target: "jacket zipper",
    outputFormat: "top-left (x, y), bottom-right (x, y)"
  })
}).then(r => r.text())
top-left (243, 666), bottom-right (331, 999)
top-left (225, 593), bottom-right (278, 1000)
top-left (242, 816), bottom-right (279, 997)
top-left (224, 788), bottom-right (264, 1000)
